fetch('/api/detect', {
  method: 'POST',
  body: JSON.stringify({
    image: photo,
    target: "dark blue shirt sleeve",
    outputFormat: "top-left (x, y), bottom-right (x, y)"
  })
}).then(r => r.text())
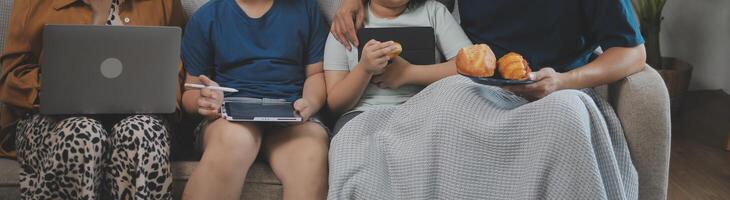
top-left (304, 0), bottom-right (328, 65)
top-left (583, 0), bottom-right (645, 50)
top-left (181, 15), bottom-right (215, 76)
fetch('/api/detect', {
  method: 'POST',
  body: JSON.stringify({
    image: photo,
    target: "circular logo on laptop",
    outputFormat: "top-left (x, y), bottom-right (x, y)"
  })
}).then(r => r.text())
top-left (100, 58), bottom-right (123, 79)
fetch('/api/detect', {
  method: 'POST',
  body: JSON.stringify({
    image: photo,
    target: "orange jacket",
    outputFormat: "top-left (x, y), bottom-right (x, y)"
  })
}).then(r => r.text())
top-left (0, 0), bottom-right (187, 158)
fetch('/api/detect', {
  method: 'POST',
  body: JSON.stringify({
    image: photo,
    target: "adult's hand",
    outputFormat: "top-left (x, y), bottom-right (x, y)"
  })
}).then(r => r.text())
top-left (331, 0), bottom-right (366, 51)
top-left (503, 45), bottom-right (647, 101)
top-left (503, 68), bottom-right (565, 101)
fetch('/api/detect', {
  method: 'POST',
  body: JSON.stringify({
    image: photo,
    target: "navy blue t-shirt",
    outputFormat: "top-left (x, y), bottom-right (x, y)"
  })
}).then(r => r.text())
top-left (459, 0), bottom-right (644, 72)
top-left (182, 0), bottom-right (328, 100)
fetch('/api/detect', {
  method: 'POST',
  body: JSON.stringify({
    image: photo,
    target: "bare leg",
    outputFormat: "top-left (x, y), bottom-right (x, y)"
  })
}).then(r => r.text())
top-left (262, 122), bottom-right (329, 200)
top-left (182, 119), bottom-right (261, 200)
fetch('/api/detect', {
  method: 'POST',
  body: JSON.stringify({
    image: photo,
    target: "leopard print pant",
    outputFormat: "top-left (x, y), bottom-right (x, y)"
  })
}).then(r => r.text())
top-left (15, 114), bottom-right (172, 200)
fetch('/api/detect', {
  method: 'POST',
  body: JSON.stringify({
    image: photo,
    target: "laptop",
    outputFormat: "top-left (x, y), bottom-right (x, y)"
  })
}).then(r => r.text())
top-left (357, 27), bottom-right (437, 65)
top-left (40, 25), bottom-right (181, 115)
top-left (221, 98), bottom-right (302, 122)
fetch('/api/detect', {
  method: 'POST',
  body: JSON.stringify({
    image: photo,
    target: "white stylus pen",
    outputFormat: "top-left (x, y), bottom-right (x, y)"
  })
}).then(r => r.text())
top-left (185, 83), bottom-right (239, 93)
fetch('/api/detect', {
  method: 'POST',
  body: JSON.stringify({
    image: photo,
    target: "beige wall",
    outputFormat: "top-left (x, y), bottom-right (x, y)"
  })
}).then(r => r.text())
top-left (660, 0), bottom-right (730, 92)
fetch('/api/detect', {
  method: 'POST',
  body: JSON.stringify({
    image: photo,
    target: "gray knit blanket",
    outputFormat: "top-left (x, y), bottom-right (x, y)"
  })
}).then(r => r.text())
top-left (328, 76), bottom-right (638, 200)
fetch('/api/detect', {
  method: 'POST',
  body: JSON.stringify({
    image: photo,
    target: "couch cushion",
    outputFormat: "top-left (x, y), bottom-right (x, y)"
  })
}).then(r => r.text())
top-left (0, 158), bottom-right (19, 187)
top-left (0, 159), bottom-right (19, 200)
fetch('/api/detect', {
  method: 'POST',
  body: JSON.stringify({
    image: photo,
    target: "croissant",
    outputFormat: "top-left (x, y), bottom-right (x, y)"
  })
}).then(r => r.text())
top-left (455, 44), bottom-right (497, 77)
top-left (387, 42), bottom-right (403, 59)
top-left (497, 52), bottom-right (532, 80)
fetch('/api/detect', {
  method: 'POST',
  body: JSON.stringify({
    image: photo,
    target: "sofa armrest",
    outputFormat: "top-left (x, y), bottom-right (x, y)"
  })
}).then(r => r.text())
top-left (608, 65), bottom-right (671, 200)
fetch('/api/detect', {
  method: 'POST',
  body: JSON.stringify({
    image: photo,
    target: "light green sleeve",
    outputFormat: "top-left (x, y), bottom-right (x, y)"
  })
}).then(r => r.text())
top-left (429, 1), bottom-right (473, 60)
top-left (323, 33), bottom-right (352, 71)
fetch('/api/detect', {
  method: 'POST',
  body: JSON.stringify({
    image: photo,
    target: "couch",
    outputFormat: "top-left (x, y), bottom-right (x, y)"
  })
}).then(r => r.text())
top-left (0, 0), bottom-right (671, 199)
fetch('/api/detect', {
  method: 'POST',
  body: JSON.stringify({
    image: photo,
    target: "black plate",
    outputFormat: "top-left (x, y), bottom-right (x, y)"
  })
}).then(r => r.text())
top-left (460, 73), bottom-right (534, 86)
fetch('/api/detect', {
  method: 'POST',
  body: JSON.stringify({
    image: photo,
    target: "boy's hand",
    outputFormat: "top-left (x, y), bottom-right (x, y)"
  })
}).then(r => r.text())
top-left (373, 56), bottom-right (413, 89)
top-left (360, 40), bottom-right (396, 75)
top-left (293, 98), bottom-right (316, 121)
top-left (197, 75), bottom-right (224, 120)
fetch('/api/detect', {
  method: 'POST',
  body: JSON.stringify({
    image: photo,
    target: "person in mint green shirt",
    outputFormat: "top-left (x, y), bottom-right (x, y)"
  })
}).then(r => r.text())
top-left (323, 0), bottom-right (472, 135)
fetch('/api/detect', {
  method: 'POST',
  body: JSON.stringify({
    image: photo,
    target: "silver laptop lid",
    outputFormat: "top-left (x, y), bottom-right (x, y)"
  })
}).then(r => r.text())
top-left (40, 25), bottom-right (181, 115)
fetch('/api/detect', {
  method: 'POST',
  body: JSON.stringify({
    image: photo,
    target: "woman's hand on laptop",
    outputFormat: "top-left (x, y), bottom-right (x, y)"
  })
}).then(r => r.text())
top-left (293, 98), bottom-right (316, 121)
top-left (197, 75), bottom-right (224, 120)
top-left (360, 40), bottom-right (396, 75)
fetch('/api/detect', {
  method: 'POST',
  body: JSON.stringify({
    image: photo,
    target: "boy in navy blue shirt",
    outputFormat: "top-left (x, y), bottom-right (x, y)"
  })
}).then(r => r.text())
top-left (180, 0), bottom-right (329, 199)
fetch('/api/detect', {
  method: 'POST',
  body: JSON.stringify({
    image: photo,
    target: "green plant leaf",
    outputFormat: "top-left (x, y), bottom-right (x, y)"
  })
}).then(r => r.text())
top-left (635, 0), bottom-right (667, 25)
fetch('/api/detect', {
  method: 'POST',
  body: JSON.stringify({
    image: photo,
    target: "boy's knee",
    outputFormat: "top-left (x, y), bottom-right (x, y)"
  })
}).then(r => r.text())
top-left (204, 120), bottom-right (262, 158)
top-left (272, 123), bottom-right (329, 164)
top-left (298, 122), bottom-right (329, 142)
